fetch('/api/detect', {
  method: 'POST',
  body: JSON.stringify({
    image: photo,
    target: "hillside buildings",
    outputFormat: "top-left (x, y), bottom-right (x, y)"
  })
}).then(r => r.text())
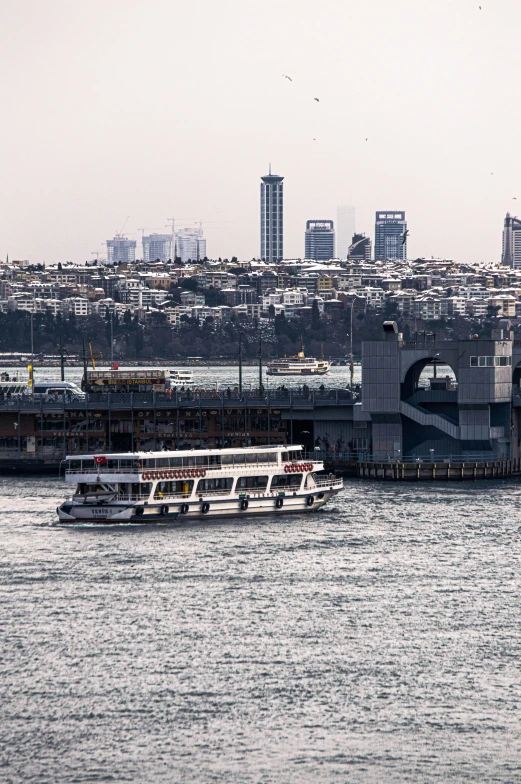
top-left (106, 236), bottom-right (136, 265)
top-left (142, 233), bottom-right (172, 263)
top-left (348, 233), bottom-right (372, 261)
top-left (374, 211), bottom-right (407, 261)
top-left (304, 220), bottom-right (335, 261)
top-left (260, 169), bottom-right (284, 262)
top-left (502, 213), bottom-right (521, 269)
top-left (175, 228), bottom-right (206, 263)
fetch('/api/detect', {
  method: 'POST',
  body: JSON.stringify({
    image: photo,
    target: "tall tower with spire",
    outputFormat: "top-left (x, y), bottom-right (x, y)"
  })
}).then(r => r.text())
top-left (260, 166), bottom-right (284, 262)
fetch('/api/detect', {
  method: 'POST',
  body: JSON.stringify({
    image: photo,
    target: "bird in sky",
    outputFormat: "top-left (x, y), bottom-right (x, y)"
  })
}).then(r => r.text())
top-left (514, 197), bottom-right (518, 200)
top-left (282, 74), bottom-right (293, 81)
top-left (366, 137), bottom-right (368, 141)
top-left (402, 229), bottom-right (410, 246)
top-left (314, 97), bottom-right (320, 102)
top-left (479, 5), bottom-right (482, 9)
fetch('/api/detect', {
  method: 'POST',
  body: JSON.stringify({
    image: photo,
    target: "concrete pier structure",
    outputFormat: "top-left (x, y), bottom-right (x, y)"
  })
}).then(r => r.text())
top-left (359, 320), bottom-right (521, 477)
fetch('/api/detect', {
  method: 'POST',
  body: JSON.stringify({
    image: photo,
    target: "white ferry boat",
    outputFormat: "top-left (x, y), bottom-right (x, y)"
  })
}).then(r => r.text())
top-left (57, 445), bottom-right (343, 524)
top-left (267, 349), bottom-right (331, 376)
top-left (170, 369), bottom-right (194, 387)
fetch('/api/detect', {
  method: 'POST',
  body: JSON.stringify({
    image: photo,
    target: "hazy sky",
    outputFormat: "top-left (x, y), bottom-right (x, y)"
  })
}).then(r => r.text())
top-left (1, 0), bottom-right (520, 264)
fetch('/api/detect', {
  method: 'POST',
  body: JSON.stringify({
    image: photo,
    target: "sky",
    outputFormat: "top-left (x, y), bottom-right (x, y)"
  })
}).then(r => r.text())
top-left (1, 0), bottom-right (521, 264)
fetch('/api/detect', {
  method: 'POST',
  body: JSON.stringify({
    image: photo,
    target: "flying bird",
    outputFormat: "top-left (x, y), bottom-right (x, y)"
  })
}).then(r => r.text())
top-left (314, 97), bottom-right (320, 102)
top-left (282, 74), bottom-right (293, 81)
top-left (365, 137), bottom-right (368, 141)
top-left (514, 197), bottom-right (518, 200)
top-left (402, 229), bottom-right (410, 246)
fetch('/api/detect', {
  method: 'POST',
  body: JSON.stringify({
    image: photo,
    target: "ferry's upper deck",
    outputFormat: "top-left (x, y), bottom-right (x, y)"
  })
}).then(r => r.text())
top-left (64, 445), bottom-right (317, 478)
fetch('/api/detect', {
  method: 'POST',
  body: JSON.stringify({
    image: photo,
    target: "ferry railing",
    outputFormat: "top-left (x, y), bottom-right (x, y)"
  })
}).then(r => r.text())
top-left (313, 475), bottom-right (344, 487)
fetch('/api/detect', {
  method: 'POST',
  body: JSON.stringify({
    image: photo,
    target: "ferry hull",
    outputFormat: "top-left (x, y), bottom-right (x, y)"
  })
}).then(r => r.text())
top-left (57, 487), bottom-right (341, 524)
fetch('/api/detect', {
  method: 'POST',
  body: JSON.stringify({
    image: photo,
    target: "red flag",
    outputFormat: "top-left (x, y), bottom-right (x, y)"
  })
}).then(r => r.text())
top-left (94, 456), bottom-right (107, 465)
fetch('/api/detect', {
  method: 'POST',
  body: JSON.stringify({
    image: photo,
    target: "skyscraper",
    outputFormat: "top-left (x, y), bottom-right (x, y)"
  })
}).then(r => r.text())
top-left (175, 227), bottom-right (207, 263)
top-left (142, 233), bottom-right (172, 263)
top-left (260, 168), bottom-right (283, 262)
top-left (348, 233), bottom-right (372, 261)
top-left (374, 211), bottom-right (407, 260)
top-left (337, 205), bottom-right (356, 259)
top-left (304, 220), bottom-right (335, 260)
top-left (502, 213), bottom-right (521, 268)
top-left (106, 236), bottom-right (136, 264)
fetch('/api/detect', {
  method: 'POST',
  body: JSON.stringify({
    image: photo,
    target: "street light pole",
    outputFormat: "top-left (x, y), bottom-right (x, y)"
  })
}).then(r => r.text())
top-left (238, 331), bottom-right (244, 394)
top-left (110, 312), bottom-right (114, 364)
top-left (258, 335), bottom-right (263, 394)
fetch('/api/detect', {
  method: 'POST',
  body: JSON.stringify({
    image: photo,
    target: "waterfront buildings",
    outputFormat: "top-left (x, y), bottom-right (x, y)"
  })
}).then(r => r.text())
top-left (260, 169), bottom-right (284, 262)
top-left (175, 228), bottom-right (206, 263)
top-left (502, 213), bottom-right (521, 268)
top-left (106, 236), bottom-right (137, 265)
top-left (374, 211), bottom-right (407, 261)
top-left (142, 233), bottom-right (172, 263)
top-left (337, 205), bottom-right (356, 259)
top-left (304, 220), bottom-right (335, 261)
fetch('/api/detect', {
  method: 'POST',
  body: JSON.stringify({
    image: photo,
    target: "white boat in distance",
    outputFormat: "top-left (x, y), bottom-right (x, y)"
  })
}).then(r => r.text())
top-left (57, 445), bottom-right (343, 524)
top-left (169, 369), bottom-right (194, 387)
top-left (267, 345), bottom-right (331, 376)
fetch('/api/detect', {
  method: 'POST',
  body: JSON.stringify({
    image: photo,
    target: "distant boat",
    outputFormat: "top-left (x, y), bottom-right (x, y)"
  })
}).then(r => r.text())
top-left (267, 342), bottom-right (331, 376)
top-left (170, 369), bottom-right (194, 387)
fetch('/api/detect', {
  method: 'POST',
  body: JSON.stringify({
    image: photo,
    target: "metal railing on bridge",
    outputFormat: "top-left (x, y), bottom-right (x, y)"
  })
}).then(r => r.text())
top-left (358, 453), bottom-right (501, 464)
top-left (0, 387), bottom-right (360, 411)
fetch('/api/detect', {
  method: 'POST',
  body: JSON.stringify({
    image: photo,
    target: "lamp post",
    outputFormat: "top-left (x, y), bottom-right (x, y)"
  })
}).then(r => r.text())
top-left (258, 334), bottom-right (264, 395)
top-left (238, 331), bottom-right (244, 394)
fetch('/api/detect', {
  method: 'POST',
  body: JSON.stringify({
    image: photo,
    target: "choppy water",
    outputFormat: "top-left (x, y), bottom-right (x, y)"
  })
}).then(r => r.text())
top-left (1, 477), bottom-right (521, 782)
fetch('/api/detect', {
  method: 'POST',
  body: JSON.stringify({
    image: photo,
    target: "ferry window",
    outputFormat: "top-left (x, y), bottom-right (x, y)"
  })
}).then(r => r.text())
top-left (154, 480), bottom-right (193, 498)
top-left (486, 356), bottom-right (494, 367)
top-left (255, 452), bottom-right (269, 464)
top-left (281, 452), bottom-right (289, 462)
top-left (131, 483), bottom-right (151, 497)
top-left (470, 357), bottom-right (478, 367)
top-left (271, 474), bottom-right (303, 489)
top-left (221, 454), bottom-right (234, 465)
top-left (183, 456), bottom-right (196, 467)
top-left (245, 453), bottom-right (258, 464)
top-left (157, 458), bottom-right (170, 467)
top-left (208, 454), bottom-right (221, 466)
top-left (81, 459), bottom-right (96, 471)
top-left (197, 477), bottom-right (233, 493)
top-left (195, 456), bottom-right (209, 467)
top-left (237, 475), bottom-right (268, 490)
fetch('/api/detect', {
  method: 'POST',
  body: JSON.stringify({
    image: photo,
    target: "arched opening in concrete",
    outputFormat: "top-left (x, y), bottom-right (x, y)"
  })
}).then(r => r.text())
top-left (401, 356), bottom-right (458, 402)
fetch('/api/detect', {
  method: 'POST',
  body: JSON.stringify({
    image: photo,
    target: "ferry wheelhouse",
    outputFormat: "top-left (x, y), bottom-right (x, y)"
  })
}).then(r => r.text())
top-left (57, 445), bottom-right (343, 524)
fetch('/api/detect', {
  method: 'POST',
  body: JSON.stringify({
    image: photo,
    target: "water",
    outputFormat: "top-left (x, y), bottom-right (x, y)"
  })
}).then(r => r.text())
top-left (1, 361), bottom-right (453, 391)
top-left (2, 476), bottom-right (521, 783)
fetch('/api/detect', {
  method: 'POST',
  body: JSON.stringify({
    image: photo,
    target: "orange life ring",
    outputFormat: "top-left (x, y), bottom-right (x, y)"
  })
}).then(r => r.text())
top-left (201, 470), bottom-right (206, 478)
top-left (284, 465), bottom-right (290, 473)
